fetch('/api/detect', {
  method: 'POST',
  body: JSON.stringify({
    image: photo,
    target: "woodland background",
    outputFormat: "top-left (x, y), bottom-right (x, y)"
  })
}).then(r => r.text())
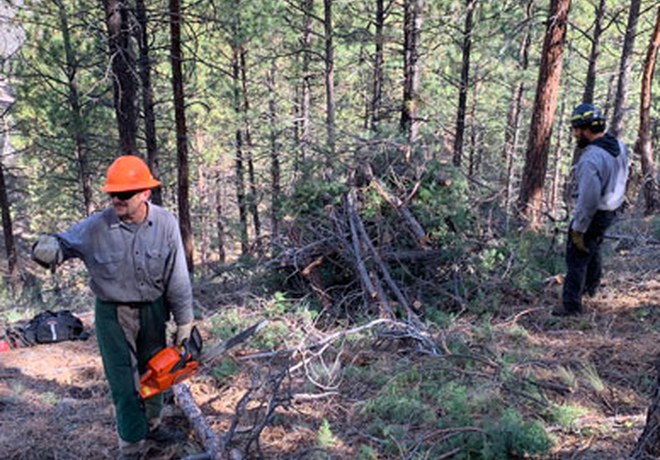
top-left (0, 0), bottom-right (659, 459)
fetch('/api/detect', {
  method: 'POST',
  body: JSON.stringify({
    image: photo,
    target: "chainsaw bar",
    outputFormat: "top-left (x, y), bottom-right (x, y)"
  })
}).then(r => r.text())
top-left (201, 319), bottom-right (269, 365)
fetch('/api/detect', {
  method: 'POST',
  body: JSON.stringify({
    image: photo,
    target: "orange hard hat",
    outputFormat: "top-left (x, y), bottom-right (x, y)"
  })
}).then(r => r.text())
top-left (101, 155), bottom-right (161, 193)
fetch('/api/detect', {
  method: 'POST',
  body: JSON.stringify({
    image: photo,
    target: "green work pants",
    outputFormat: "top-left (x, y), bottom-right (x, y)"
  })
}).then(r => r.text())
top-left (95, 298), bottom-right (169, 443)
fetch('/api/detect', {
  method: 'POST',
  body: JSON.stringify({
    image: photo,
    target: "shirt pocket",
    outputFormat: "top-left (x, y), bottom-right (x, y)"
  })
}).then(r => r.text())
top-left (92, 251), bottom-right (125, 280)
top-left (145, 249), bottom-right (165, 284)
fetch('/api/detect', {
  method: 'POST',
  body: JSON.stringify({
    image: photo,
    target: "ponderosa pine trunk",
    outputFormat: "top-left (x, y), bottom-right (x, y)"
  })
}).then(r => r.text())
top-left (582, 0), bottom-right (606, 104)
top-left (267, 62), bottom-right (281, 245)
top-left (297, 0), bottom-right (313, 177)
top-left (400, 0), bottom-right (424, 146)
top-left (169, 0), bottom-right (194, 271)
top-left (323, 0), bottom-right (336, 172)
top-left (0, 123), bottom-right (16, 279)
top-left (518, 0), bottom-right (571, 228)
top-left (370, 0), bottom-right (385, 131)
top-left (136, 0), bottom-right (161, 205)
top-left (453, 0), bottom-right (476, 168)
top-left (635, 6), bottom-right (660, 216)
top-left (239, 49), bottom-right (261, 250)
top-left (232, 45), bottom-right (249, 255)
top-left (102, 0), bottom-right (138, 154)
top-left (55, 0), bottom-right (92, 216)
top-left (610, 0), bottom-right (641, 137)
top-left (503, 0), bottom-right (532, 227)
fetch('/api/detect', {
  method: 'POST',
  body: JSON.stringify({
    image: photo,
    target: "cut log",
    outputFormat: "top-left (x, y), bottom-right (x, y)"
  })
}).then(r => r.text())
top-left (631, 359), bottom-right (660, 459)
top-left (173, 382), bottom-right (224, 459)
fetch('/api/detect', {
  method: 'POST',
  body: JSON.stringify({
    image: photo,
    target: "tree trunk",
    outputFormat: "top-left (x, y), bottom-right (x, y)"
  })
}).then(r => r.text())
top-left (503, 0), bottom-right (532, 227)
top-left (323, 0), bottom-right (336, 172)
top-left (517, 0), bottom-right (571, 228)
top-left (550, 96), bottom-right (567, 214)
top-left (370, 0), bottom-right (385, 131)
top-left (239, 49), bottom-right (261, 250)
top-left (610, 0), bottom-right (641, 138)
top-left (635, 6), bottom-right (660, 216)
top-left (197, 159), bottom-right (209, 271)
top-left (631, 358), bottom-right (660, 459)
top-left (170, 0), bottom-right (194, 271)
top-left (55, 0), bottom-right (92, 216)
top-left (232, 46), bottom-right (249, 255)
top-left (102, 0), bottom-right (138, 154)
top-left (267, 62), bottom-right (281, 245)
top-left (467, 77), bottom-right (480, 176)
top-left (582, 0), bottom-right (606, 104)
top-left (400, 0), bottom-right (424, 146)
top-left (453, 0), bottom-right (476, 168)
top-left (136, 0), bottom-right (162, 205)
top-left (215, 172), bottom-right (227, 264)
top-left (0, 122), bottom-right (16, 279)
top-left (298, 0), bottom-right (314, 176)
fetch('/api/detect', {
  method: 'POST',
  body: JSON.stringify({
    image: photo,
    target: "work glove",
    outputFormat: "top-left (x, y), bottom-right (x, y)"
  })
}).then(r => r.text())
top-left (570, 230), bottom-right (589, 254)
top-left (32, 235), bottom-right (63, 269)
top-left (175, 322), bottom-right (193, 346)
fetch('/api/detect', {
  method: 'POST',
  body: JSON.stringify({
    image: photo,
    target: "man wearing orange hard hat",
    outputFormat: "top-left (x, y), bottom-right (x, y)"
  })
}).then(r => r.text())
top-left (32, 155), bottom-right (194, 459)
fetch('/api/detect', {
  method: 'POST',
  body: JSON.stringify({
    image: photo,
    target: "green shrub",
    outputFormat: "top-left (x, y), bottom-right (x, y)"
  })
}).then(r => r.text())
top-left (550, 403), bottom-right (589, 429)
top-left (316, 419), bottom-right (337, 449)
top-left (482, 409), bottom-right (552, 459)
top-left (211, 358), bottom-right (240, 382)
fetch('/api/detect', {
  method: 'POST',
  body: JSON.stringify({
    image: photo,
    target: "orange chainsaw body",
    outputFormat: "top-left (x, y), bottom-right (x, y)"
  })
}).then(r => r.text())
top-left (139, 326), bottom-right (202, 399)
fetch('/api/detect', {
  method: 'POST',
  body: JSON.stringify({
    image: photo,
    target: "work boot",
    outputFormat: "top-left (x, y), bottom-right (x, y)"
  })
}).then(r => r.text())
top-left (147, 423), bottom-right (187, 444)
top-left (551, 304), bottom-right (582, 317)
top-left (117, 439), bottom-right (145, 460)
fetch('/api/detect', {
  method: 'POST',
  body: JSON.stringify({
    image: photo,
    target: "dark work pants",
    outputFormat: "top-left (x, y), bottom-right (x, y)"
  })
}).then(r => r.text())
top-left (562, 210), bottom-right (617, 312)
top-left (95, 298), bottom-right (168, 443)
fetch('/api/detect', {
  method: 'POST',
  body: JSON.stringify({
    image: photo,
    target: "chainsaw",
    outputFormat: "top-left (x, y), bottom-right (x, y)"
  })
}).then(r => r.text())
top-left (139, 320), bottom-right (268, 399)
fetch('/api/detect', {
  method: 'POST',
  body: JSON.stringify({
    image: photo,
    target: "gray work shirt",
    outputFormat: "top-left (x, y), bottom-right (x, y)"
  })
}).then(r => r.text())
top-left (572, 137), bottom-right (629, 233)
top-left (55, 203), bottom-right (193, 325)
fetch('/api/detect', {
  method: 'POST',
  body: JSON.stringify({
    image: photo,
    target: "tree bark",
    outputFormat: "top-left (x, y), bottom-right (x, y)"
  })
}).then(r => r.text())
top-left (503, 0), bottom-right (532, 227)
top-left (0, 121), bottom-right (16, 279)
top-left (239, 49), bottom-right (261, 250)
top-left (517, 0), bottom-right (571, 228)
top-left (610, 0), bottom-right (641, 138)
top-left (400, 0), bottom-right (425, 146)
top-left (102, 0), bottom-right (138, 154)
top-left (173, 383), bottom-right (224, 459)
top-left (232, 45), bottom-right (249, 255)
top-left (55, 0), bottom-right (92, 216)
top-left (370, 0), bottom-right (385, 131)
top-left (323, 0), bottom-right (336, 172)
top-left (297, 0), bottom-right (314, 177)
top-left (267, 62), bottom-right (281, 245)
top-left (215, 173), bottom-right (227, 264)
top-left (550, 96), bottom-right (567, 214)
top-left (582, 0), bottom-right (606, 104)
top-left (635, 6), bottom-right (660, 216)
top-left (136, 0), bottom-right (162, 205)
top-left (170, 0), bottom-right (194, 271)
top-left (467, 78), bottom-right (480, 176)
top-left (631, 358), bottom-right (660, 459)
top-left (453, 0), bottom-right (476, 168)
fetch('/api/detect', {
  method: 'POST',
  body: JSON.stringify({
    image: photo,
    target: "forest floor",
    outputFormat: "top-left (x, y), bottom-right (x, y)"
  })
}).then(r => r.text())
top-left (0, 223), bottom-right (658, 460)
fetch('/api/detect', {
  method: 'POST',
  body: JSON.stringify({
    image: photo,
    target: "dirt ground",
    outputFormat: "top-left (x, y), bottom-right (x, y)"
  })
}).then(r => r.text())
top-left (0, 235), bottom-right (658, 459)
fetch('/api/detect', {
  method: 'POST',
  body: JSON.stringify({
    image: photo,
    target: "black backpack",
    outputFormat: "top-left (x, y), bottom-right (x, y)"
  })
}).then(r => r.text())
top-left (20, 310), bottom-right (90, 345)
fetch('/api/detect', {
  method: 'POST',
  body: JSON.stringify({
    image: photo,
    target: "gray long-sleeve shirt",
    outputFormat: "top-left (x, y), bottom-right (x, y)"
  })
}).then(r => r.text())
top-left (55, 203), bottom-right (193, 325)
top-left (572, 134), bottom-right (629, 233)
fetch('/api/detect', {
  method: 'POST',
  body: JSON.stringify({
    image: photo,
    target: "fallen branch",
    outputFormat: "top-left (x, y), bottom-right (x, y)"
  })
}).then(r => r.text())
top-left (173, 383), bottom-right (224, 460)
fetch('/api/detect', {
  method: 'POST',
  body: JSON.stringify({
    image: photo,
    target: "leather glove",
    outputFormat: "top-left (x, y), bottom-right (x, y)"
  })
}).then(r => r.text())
top-left (175, 323), bottom-right (193, 346)
top-left (32, 235), bottom-right (63, 268)
top-left (570, 230), bottom-right (589, 254)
